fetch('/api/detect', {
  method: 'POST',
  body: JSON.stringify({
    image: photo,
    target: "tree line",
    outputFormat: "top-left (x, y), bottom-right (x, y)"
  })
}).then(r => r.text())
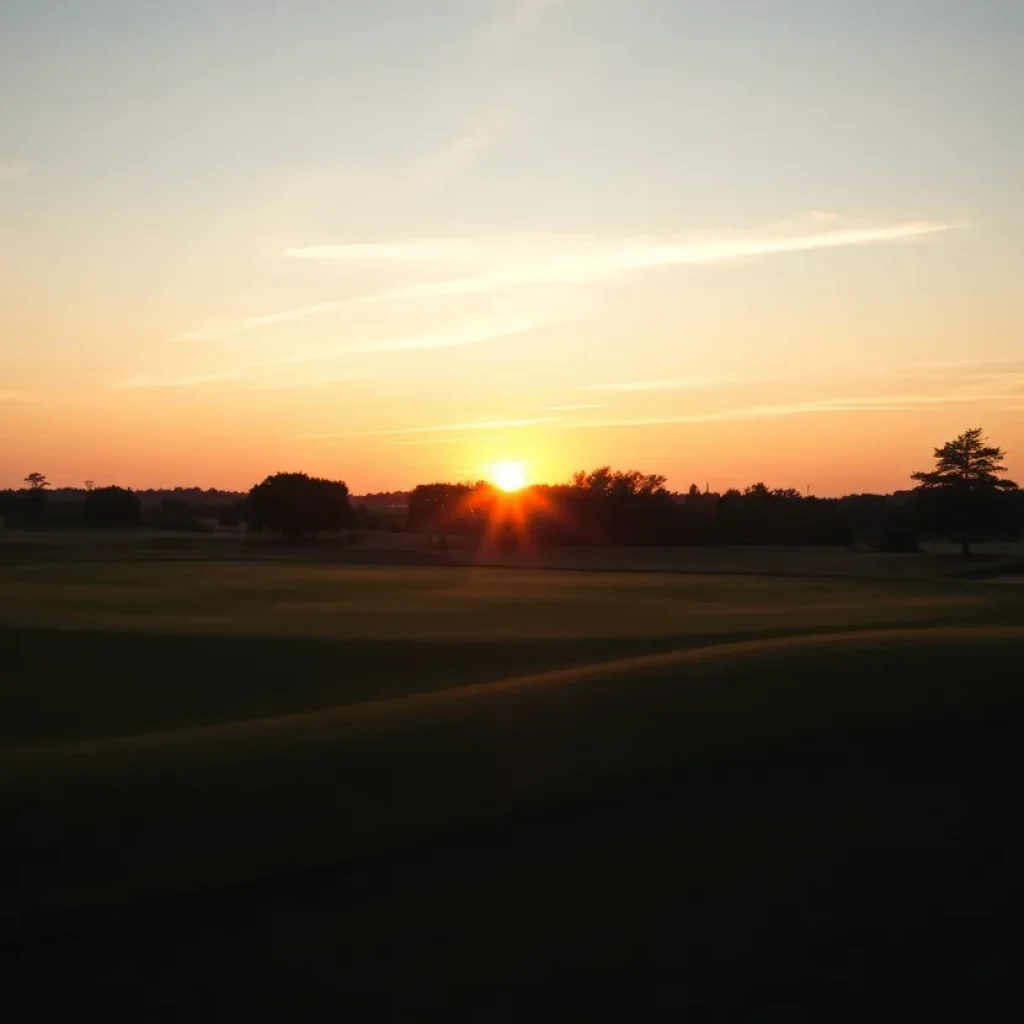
top-left (407, 430), bottom-right (1019, 554)
top-left (2, 429), bottom-right (1019, 555)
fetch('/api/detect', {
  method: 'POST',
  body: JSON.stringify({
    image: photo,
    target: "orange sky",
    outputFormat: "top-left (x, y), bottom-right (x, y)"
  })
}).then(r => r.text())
top-left (2, 1), bottom-right (1022, 496)
top-left (7, 388), bottom-right (1021, 496)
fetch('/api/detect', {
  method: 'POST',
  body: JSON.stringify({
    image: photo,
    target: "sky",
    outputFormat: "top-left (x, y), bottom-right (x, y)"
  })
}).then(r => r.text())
top-left (1, 0), bottom-right (1022, 495)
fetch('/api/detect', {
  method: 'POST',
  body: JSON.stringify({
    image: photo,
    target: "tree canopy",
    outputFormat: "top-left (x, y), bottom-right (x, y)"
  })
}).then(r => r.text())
top-left (912, 428), bottom-right (1018, 493)
top-left (570, 467), bottom-right (667, 497)
top-left (83, 486), bottom-right (142, 527)
top-left (912, 428), bottom-right (1018, 555)
top-left (246, 472), bottom-right (351, 540)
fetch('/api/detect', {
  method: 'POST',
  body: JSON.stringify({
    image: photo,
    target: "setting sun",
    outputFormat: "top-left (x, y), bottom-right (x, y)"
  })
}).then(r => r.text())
top-left (490, 461), bottom-right (528, 492)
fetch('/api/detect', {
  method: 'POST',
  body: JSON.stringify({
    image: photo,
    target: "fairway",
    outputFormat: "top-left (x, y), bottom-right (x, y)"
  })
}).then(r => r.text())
top-left (0, 559), bottom-right (991, 640)
top-left (4, 559), bottom-right (1024, 1017)
top-left (0, 560), bottom-right (1002, 746)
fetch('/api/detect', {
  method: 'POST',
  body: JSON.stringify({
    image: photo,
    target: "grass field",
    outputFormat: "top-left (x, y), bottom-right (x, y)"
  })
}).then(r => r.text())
top-left (0, 560), bottom-right (1009, 746)
top-left (3, 559), bottom-right (1023, 1016)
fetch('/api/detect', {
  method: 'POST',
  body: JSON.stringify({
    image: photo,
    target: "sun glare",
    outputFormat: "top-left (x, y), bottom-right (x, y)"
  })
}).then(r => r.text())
top-left (490, 461), bottom-right (528, 492)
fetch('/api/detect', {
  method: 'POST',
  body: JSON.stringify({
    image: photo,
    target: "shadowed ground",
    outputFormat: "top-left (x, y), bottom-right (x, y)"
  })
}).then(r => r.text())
top-left (0, 562), bottom-right (1004, 745)
top-left (3, 562), bottom-right (1023, 1017)
top-left (9, 702), bottom-right (1019, 1019)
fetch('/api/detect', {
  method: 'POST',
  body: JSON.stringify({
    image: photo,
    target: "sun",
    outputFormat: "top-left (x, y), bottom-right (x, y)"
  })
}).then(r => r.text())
top-left (490, 461), bottom-right (528, 492)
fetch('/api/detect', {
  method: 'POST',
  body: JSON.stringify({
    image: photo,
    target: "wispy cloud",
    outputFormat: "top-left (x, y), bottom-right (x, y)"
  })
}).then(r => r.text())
top-left (539, 402), bottom-right (607, 412)
top-left (289, 217), bottom-right (961, 273)
top-left (243, 372), bottom-right (375, 392)
top-left (337, 319), bottom-right (544, 355)
top-left (115, 362), bottom-right (372, 391)
top-left (284, 239), bottom-right (492, 263)
top-left (391, 434), bottom-right (501, 447)
top-left (563, 391), bottom-right (1023, 430)
top-left (218, 318), bottom-right (540, 356)
top-left (583, 378), bottom-right (736, 393)
top-left (117, 370), bottom-right (242, 389)
top-left (179, 301), bottom-right (356, 342)
top-left (408, 0), bottom-right (562, 193)
top-left (302, 388), bottom-right (1014, 442)
top-left (141, 320), bottom-right (541, 396)
top-left (0, 161), bottom-right (30, 184)
top-left (411, 130), bottom-right (499, 194)
top-left (911, 359), bottom-right (1024, 384)
top-left (370, 415), bottom-right (562, 436)
top-left (304, 416), bottom-right (561, 440)
top-left (912, 358), bottom-right (1024, 370)
top-left (181, 290), bottom-right (543, 346)
top-left (189, 213), bottom-right (964, 343)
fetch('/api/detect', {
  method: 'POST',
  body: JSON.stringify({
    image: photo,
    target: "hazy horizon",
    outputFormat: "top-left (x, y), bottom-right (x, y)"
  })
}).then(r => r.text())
top-left (3, 0), bottom-right (1022, 495)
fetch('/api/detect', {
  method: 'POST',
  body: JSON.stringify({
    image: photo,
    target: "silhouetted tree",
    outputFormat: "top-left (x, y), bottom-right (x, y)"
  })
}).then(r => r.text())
top-left (16, 472), bottom-right (50, 525)
top-left (154, 498), bottom-right (201, 531)
top-left (84, 486), bottom-right (142, 527)
top-left (217, 498), bottom-right (246, 528)
top-left (408, 482), bottom-right (480, 545)
top-left (912, 429), bottom-right (1018, 556)
top-left (571, 467), bottom-right (667, 497)
top-left (571, 466), bottom-right (613, 494)
top-left (565, 468), bottom-right (674, 544)
top-left (396, 468), bottom-right (984, 551)
top-left (713, 482), bottom-right (835, 544)
top-left (875, 505), bottom-right (921, 553)
top-left (246, 472), bottom-right (351, 541)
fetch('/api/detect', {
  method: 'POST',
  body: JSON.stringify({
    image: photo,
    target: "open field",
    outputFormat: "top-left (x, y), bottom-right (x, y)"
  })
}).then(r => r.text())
top-left (0, 560), bottom-right (1012, 746)
top-left (4, 524), bottom-right (1024, 579)
top-left (3, 558), bottom-right (1024, 1016)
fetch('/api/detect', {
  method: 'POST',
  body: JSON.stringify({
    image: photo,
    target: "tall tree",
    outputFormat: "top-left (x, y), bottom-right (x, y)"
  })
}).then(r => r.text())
top-left (23, 472), bottom-right (49, 491)
top-left (912, 428), bottom-right (1018, 556)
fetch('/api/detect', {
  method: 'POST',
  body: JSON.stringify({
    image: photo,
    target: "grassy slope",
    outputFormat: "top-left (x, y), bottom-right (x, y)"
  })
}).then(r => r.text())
top-left (4, 627), bottom-right (1023, 925)
top-left (0, 561), bottom-right (990, 640)
top-left (4, 628), bottom-right (1024, 1017)
top-left (3, 561), bottom-right (1023, 1015)
top-left (12, 701), bottom-right (1021, 1019)
top-left (0, 561), bottom-right (1004, 745)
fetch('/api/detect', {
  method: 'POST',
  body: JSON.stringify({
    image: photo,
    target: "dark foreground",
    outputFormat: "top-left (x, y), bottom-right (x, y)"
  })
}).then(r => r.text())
top-left (3, 563), bottom-right (1022, 1019)
top-left (6, 699), bottom-right (1021, 1020)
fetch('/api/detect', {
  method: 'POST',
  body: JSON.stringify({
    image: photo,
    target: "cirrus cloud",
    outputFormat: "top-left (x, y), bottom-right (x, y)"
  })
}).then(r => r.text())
top-left (182, 212), bottom-right (965, 344)
top-left (304, 416), bottom-right (561, 440)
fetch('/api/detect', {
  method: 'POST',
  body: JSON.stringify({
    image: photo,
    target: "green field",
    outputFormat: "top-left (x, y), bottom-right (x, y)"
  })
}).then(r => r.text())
top-left (0, 560), bottom-right (1010, 746)
top-left (3, 560), bottom-right (1024, 1015)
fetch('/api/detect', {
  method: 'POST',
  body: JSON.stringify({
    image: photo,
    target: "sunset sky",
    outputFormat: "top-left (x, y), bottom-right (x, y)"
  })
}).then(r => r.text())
top-left (2, 0), bottom-right (1022, 495)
